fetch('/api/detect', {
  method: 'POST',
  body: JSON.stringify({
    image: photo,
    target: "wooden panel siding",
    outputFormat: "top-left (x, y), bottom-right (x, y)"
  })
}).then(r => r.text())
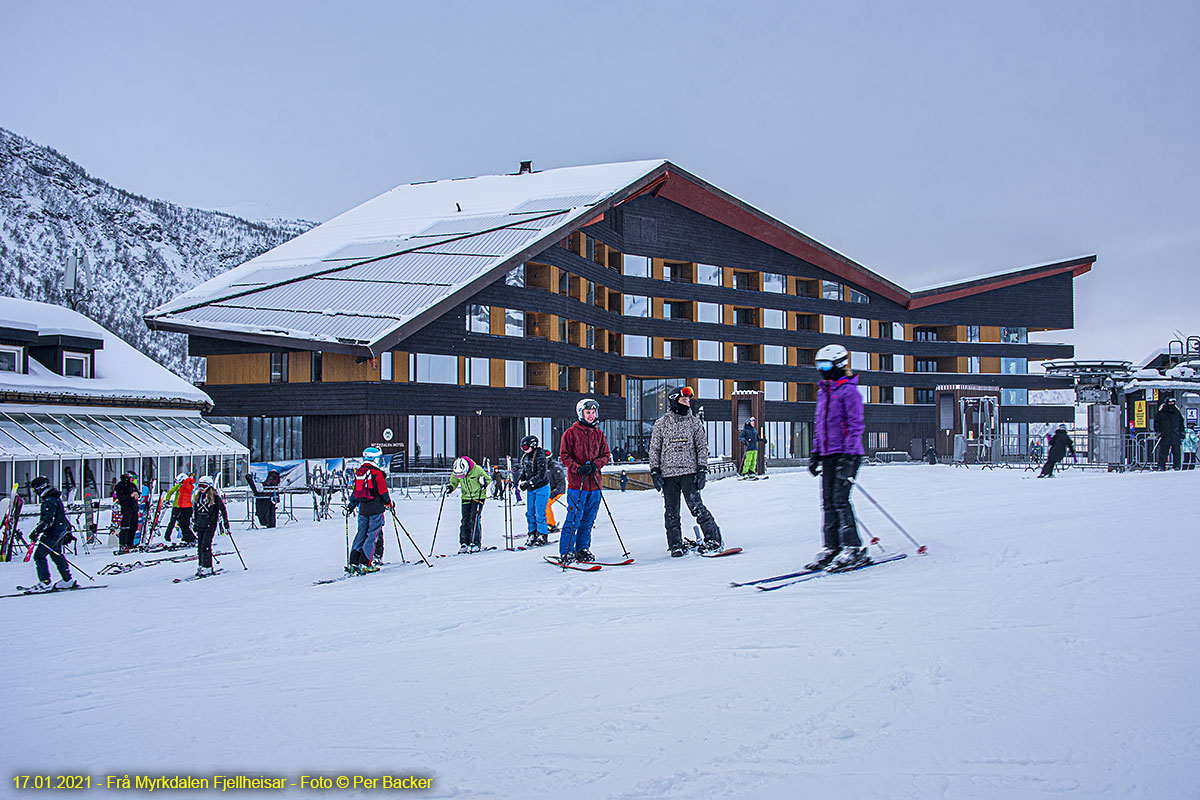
top-left (289, 352), bottom-right (311, 383)
top-left (323, 352), bottom-right (379, 382)
top-left (303, 413), bottom-right (408, 461)
top-left (205, 353), bottom-right (269, 385)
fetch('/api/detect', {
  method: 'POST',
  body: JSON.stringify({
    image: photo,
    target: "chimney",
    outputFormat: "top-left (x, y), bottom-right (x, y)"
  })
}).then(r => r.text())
top-left (519, 160), bottom-right (533, 175)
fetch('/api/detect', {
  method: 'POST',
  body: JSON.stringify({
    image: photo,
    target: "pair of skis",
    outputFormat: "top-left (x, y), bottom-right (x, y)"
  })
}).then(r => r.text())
top-left (1, 584), bottom-right (108, 599)
top-left (731, 552), bottom-right (908, 591)
top-left (543, 555), bottom-right (635, 572)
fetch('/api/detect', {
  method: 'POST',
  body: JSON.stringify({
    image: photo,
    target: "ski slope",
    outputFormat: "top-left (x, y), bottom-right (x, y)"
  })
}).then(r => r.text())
top-left (3, 465), bottom-right (1197, 799)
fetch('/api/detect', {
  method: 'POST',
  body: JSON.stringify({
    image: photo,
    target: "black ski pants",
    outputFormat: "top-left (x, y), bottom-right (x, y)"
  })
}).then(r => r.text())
top-left (118, 501), bottom-right (139, 549)
top-left (165, 506), bottom-right (194, 542)
top-left (1040, 454), bottom-right (1064, 477)
top-left (1157, 437), bottom-right (1182, 471)
top-left (196, 525), bottom-right (216, 568)
top-left (820, 454), bottom-right (861, 549)
top-left (33, 528), bottom-right (71, 584)
top-left (661, 473), bottom-right (720, 549)
top-left (460, 500), bottom-right (483, 547)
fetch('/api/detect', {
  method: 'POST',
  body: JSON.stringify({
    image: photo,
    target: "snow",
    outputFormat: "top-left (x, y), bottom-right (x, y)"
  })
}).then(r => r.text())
top-left (0, 296), bottom-right (211, 406)
top-left (4, 466), bottom-right (1198, 798)
top-left (910, 255), bottom-right (1094, 293)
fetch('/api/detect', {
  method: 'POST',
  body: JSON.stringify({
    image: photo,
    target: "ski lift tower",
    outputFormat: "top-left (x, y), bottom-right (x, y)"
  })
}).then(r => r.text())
top-left (63, 248), bottom-right (93, 311)
top-left (1041, 359), bottom-right (1134, 468)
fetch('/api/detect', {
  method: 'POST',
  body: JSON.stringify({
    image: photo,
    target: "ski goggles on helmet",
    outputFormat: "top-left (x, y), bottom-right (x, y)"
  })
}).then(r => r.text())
top-left (816, 360), bottom-right (834, 370)
top-left (679, 386), bottom-right (694, 398)
top-left (580, 400), bottom-right (598, 411)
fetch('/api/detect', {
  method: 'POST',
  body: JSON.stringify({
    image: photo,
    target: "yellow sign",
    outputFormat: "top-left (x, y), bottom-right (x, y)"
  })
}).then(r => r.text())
top-left (1135, 400), bottom-right (1146, 428)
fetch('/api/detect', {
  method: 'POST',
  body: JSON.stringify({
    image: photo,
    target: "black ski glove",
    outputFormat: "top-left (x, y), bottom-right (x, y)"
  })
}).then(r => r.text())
top-left (808, 453), bottom-right (821, 477)
top-left (650, 468), bottom-right (663, 492)
top-left (695, 466), bottom-right (707, 491)
top-left (577, 462), bottom-right (595, 477)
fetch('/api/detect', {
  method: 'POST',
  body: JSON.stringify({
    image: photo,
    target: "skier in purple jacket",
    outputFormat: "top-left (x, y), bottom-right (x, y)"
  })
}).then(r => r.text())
top-left (805, 344), bottom-right (869, 572)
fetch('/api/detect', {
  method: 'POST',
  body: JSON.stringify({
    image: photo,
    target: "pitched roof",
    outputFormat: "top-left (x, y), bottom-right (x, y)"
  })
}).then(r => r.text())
top-left (146, 160), bottom-right (1094, 355)
top-left (0, 297), bottom-right (211, 408)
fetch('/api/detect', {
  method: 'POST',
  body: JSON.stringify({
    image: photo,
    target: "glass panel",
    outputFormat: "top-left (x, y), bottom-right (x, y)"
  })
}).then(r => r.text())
top-left (698, 378), bottom-right (722, 399)
top-left (1002, 388), bottom-right (1029, 405)
top-left (822, 281), bottom-right (842, 301)
top-left (697, 302), bottom-right (721, 324)
top-left (697, 264), bottom-right (722, 286)
top-left (0, 414), bottom-right (56, 457)
top-left (698, 340), bottom-right (721, 361)
top-left (467, 304), bottom-right (490, 334)
top-left (1001, 357), bottom-right (1028, 375)
top-left (822, 315), bottom-right (842, 334)
top-left (849, 318), bottom-right (869, 336)
top-left (623, 335), bottom-right (649, 357)
top-left (506, 360), bottom-right (525, 388)
top-left (469, 357), bottom-right (490, 386)
top-left (764, 345), bottom-right (785, 365)
top-left (765, 381), bottom-right (785, 400)
top-left (763, 273), bottom-right (785, 293)
top-left (416, 354), bottom-right (457, 385)
top-left (505, 309), bottom-right (524, 337)
top-left (623, 254), bottom-right (650, 277)
top-left (506, 266), bottom-right (525, 287)
top-left (763, 308), bottom-right (785, 329)
top-left (623, 295), bottom-right (649, 317)
top-left (846, 288), bottom-right (869, 304)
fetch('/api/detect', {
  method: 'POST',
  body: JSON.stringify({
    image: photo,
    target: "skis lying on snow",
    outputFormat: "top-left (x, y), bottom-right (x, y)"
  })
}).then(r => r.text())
top-left (543, 556), bottom-right (602, 572)
top-left (312, 562), bottom-right (407, 585)
top-left (754, 553), bottom-right (908, 591)
top-left (2, 584), bottom-right (108, 599)
top-left (434, 546), bottom-right (498, 558)
top-left (173, 568), bottom-right (226, 584)
top-left (98, 551), bottom-right (230, 576)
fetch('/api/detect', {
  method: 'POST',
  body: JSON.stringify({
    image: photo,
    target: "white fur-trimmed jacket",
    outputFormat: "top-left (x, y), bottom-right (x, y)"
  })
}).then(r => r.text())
top-left (649, 411), bottom-right (708, 478)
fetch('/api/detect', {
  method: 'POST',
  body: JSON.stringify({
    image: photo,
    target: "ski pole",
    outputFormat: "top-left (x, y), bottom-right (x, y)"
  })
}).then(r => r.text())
top-left (852, 482), bottom-right (926, 554)
top-left (344, 505), bottom-right (351, 567)
top-left (430, 486), bottom-right (448, 554)
top-left (392, 510), bottom-right (406, 563)
top-left (597, 491), bottom-right (630, 558)
top-left (222, 524), bottom-right (247, 570)
top-left (856, 517), bottom-right (888, 554)
top-left (388, 506), bottom-right (433, 567)
top-left (32, 538), bottom-right (95, 581)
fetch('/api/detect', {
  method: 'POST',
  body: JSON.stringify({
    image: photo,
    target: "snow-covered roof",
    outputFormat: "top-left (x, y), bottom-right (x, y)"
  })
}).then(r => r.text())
top-left (146, 160), bottom-right (668, 353)
top-left (0, 297), bottom-right (211, 408)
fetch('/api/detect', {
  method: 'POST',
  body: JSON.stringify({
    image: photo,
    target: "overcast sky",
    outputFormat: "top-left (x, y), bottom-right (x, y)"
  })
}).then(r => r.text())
top-left (3, 0), bottom-right (1196, 364)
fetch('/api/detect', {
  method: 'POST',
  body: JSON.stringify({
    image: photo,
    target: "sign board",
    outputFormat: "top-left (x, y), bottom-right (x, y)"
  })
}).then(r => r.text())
top-left (1134, 400), bottom-right (1146, 429)
top-left (1188, 408), bottom-right (1198, 425)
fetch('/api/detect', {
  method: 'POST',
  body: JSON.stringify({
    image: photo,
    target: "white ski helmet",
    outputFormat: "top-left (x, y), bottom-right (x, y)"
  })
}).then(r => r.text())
top-left (197, 474), bottom-right (214, 487)
top-left (362, 446), bottom-right (383, 465)
top-left (452, 456), bottom-right (474, 477)
top-left (576, 397), bottom-right (599, 422)
top-left (175, 472), bottom-right (188, 483)
top-left (815, 344), bottom-right (849, 377)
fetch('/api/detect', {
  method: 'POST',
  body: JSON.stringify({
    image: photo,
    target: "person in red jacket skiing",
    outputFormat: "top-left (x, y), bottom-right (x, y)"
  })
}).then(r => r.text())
top-left (558, 398), bottom-right (611, 563)
top-left (345, 447), bottom-right (392, 573)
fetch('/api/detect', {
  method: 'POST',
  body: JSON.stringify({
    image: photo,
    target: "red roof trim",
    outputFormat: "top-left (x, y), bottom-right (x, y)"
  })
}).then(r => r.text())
top-left (907, 260), bottom-right (1094, 309)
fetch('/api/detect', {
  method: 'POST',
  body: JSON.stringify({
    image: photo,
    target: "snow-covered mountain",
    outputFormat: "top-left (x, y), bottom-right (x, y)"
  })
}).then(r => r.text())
top-left (0, 126), bottom-right (314, 379)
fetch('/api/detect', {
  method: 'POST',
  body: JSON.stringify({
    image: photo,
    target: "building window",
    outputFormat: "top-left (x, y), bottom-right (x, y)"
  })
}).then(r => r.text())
top-left (505, 309), bottom-right (525, 338)
top-left (380, 352), bottom-right (393, 381)
top-left (765, 381), bottom-right (785, 401)
top-left (851, 351), bottom-right (868, 371)
top-left (311, 351), bottom-right (323, 382)
top-left (915, 359), bottom-right (938, 373)
top-left (877, 322), bottom-right (894, 340)
top-left (764, 345), bottom-right (785, 365)
top-left (763, 308), bottom-right (785, 329)
top-left (845, 287), bottom-right (869, 304)
top-left (878, 386), bottom-right (894, 403)
top-left (1001, 326), bottom-right (1027, 344)
top-left (505, 360), bottom-right (524, 388)
top-left (822, 315), bottom-right (842, 335)
top-left (1001, 357), bottom-right (1028, 375)
top-left (248, 416), bottom-right (302, 462)
top-left (63, 351), bottom-right (92, 378)
top-left (967, 325), bottom-right (981, 342)
top-left (466, 304), bottom-right (490, 333)
top-left (697, 340), bottom-right (721, 361)
top-left (506, 266), bottom-right (525, 287)
top-left (467, 357), bottom-right (489, 386)
top-left (412, 353), bottom-right (457, 385)
top-left (822, 281), bottom-right (842, 301)
top-left (697, 264), bottom-right (722, 286)
top-left (1002, 388), bottom-right (1029, 406)
top-left (914, 327), bottom-right (938, 342)
top-left (763, 273), bottom-right (786, 293)
top-left (697, 302), bottom-right (721, 323)
top-left (269, 352), bottom-right (288, 383)
top-left (0, 345), bottom-right (21, 373)
top-left (623, 335), bottom-right (649, 357)
top-left (849, 318), bottom-right (869, 336)
top-left (698, 378), bottom-right (722, 399)
top-left (623, 254), bottom-right (650, 277)
top-left (408, 415), bottom-right (456, 468)
top-left (624, 295), bottom-right (649, 317)
top-left (733, 271), bottom-right (758, 291)
top-left (968, 356), bottom-right (981, 374)
top-left (867, 431), bottom-right (890, 449)
top-left (914, 388), bottom-right (935, 404)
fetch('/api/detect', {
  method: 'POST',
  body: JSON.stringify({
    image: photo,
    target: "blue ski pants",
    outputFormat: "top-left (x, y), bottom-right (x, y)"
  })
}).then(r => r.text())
top-left (559, 488), bottom-right (601, 556)
top-left (524, 483), bottom-right (549, 535)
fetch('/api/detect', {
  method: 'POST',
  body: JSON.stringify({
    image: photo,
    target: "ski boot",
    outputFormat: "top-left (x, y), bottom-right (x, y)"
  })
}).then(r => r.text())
top-left (805, 547), bottom-right (840, 571)
top-left (24, 580), bottom-right (54, 593)
top-left (574, 549), bottom-right (594, 563)
top-left (195, 566), bottom-right (215, 578)
top-left (669, 545), bottom-right (686, 558)
top-left (827, 546), bottom-right (870, 572)
top-left (458, 544), bottom-right (471, 554)
top-left (525, 532), bottom-right (539, 548)
top-left (469, 543), bottom-right (482, 553)
top-left (53, 578), bottom-right (77, 590)
top-left (548, 524), bottom-right (561, 534)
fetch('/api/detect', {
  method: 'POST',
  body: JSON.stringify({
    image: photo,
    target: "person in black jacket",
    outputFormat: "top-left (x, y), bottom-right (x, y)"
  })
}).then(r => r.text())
top-left (517, 435), bottom-right (551, 546)
top-left (1155, 397), bottom-right (1185, 471)
top-left (1038, 424), bottom-right (1076, 478)
top-left (191, 475), bottom-right (229, 577)
top-left (26, 477), bottom-right (75, 592)
top-left (113, 472), bottom-right (139, 553)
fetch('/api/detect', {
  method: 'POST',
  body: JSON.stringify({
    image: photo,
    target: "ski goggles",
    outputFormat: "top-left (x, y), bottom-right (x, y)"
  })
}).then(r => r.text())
top-left (679, 386), bottom-right (694, 398)
top-left (816, 360), bottom-right (835, 370)
top-left (580, 400), bottom-right (599, 411)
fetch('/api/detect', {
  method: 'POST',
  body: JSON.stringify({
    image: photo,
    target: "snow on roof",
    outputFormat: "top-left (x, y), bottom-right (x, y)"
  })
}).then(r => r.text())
top-left (146, 160), bottom-right (666, 350)
top-left (0, 297), bottom-right (211, 407)
top-left (911, 255), bottom-right (1095, 293)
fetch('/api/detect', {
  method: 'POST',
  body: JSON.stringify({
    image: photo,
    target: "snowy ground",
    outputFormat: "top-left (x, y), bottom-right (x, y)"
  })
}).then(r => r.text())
top-left (3, 465), bottom-right (1198, 799)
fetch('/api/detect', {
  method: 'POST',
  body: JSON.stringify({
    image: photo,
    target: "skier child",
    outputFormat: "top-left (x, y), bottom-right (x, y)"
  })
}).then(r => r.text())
top-left (649, 385), bottom-right (722, 557)
top-left (558, 398), bottom-right (611, 563)
top-left (545, 452), bottom-right (565, 534)
top-left (345, 447), bottom-right (392, 573)
top-left (805, 344), bottom-right (869, 572)
top-left (25, 476), bottom-right (75, 592)
top-left (191, 475), bottom-right (229, 578)
top-left (517, 435), bottom-right (550, 547)
top-left (446, 456), bottom-right (489, 553)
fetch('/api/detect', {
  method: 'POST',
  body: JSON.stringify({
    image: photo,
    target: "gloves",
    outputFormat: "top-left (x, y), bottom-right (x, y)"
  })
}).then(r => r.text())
top-left (342, 504), bottom-right (354, 517)
top-left (650, 468), bottom-right (663, 492)
top-left (577, 462), bottom-right (595, 477)
top-left (695, 466), bottom-right (707, 491)
top-left (443, 484), bottom-right (454, 496)
top-left (808, 453), bottom-right (821, 477)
